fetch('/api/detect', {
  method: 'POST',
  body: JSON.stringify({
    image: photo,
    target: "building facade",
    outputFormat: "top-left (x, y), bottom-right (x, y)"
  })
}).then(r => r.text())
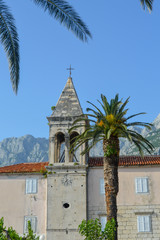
top-left (88, 157), bottom-right (160, 239)
top-left (0, 77), bottom-right (160, 239)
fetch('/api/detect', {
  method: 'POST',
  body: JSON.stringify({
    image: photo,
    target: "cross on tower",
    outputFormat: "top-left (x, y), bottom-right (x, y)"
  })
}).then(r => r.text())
top-left (67, 65), bottom-right (74, 77)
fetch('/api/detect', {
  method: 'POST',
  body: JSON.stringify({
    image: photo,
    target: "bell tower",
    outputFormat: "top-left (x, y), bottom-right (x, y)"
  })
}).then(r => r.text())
top-left (46, 76), bottom-right (87, 240)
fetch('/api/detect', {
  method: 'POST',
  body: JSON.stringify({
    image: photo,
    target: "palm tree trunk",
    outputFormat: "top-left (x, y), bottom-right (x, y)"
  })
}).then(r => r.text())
top-left (103, 136), bottom-right (119, 240)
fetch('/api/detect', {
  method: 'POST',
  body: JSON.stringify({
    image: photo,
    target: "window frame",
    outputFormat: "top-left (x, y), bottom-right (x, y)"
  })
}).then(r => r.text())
top-left (24, 216), bottom-right (37, 233)
top-left (135, 177), bottom-right (149, 194)
top-left (26, 178), bottom-right (38, 194)
top-left (137, 215), bottom-right (151, 233)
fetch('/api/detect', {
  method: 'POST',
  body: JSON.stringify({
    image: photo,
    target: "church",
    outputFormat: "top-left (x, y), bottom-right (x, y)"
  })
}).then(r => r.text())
top-left (0, 76), bottom-right (160, 240)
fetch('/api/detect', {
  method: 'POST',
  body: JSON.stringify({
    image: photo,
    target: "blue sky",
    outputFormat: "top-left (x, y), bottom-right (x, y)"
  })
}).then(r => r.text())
top-left (0, 0), bottom-right (160, 140)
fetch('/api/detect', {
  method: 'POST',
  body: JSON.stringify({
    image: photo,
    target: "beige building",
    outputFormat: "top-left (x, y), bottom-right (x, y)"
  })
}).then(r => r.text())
top-left (0, 77), bottom-right (160, 239)
top-left (0, 162), bottom-right (47, 239)
top-left (88, 156), bottom-right (160, 239)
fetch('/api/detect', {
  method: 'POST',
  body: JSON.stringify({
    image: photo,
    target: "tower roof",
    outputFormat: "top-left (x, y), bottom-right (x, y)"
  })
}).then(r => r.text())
top-left (51, 77), bottom-right (83, 117)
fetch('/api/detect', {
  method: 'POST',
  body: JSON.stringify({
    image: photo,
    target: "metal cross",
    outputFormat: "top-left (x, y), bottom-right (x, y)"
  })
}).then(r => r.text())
top-left (67, 65), bottom-right (74, 77)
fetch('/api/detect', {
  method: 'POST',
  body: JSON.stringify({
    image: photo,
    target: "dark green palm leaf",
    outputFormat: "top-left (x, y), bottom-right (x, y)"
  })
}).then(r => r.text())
top-left (101, 94), bottom-right (110, 115)
top-left (0, 0), bottom-right (19, 94)
top-left (140, 0), bottom-right (153, 11)
top-left (127, 121), bottom-right (153, 129)
top-left (87, 101), bottom-right (104, 116)
top-left (32, 0), bottom-right (92, 41)
top-left (128, 130), bottom-right (154, 150)
top-left (117, 97), bottom-right (130, 119)
top-left (125, 112), bottom-right (146, 121)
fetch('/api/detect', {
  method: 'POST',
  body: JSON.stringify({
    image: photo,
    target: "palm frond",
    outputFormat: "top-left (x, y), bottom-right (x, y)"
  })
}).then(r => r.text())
top-left (126, 122), bottom-right (153, 129)
top-left (132, 138), bottom-right (153, 156)
top-left (116, 109), bottom-right (128, 120)
top-left (110, 94), bottom-right (121, 115)
top-left (126, 112), bottom-right (146, 121)
top-left (132, 139), bottom-right (144, 156)
top-left (0, 0), bottom-right (19, 94)
top-left (87, 101), bottom-right (104, 116)
top-left (117, 97), bottom-right (130, 119)
top-left (86, 107), bottom-right (101, 118)
top-left (128, 130), bottom-right (154, 152)
top-left (32, 0), bottom-right (91, 41)
top-left (101, 94), bottom-right (110, 115)
top-left (140, 0), bottom-right (153, 12)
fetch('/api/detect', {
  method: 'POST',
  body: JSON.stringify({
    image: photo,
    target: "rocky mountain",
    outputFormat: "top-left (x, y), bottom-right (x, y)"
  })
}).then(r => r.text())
top-left (0, 135), bottom-right (49, 167)
top-left (0, 114), bottom-right (160, 167)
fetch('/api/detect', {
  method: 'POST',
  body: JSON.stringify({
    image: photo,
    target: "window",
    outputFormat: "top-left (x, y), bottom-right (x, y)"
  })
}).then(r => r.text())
top-left (100, 216), bottom-right (107, 231)
top-left (137, 215), bottom-right (151, 232)
top-left (24, 216), bottom-right (37, 233)
top-left (135, 177), bottom-right (149, 193)
top-left (100, 178), bottom-right (105, 194)
top-left (26, 178), bottom-right (37, 194)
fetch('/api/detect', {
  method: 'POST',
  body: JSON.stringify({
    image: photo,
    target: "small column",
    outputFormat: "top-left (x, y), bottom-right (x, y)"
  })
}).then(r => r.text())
top-left (65, 134), bottom-right (70, 163)
top-left (49, 137), bottom-right (55, 164)
top-left (80, 144), bottom-right (85, 165)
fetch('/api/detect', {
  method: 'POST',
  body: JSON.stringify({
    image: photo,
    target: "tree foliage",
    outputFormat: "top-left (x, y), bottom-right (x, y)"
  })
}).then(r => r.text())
top-left (79, 218), bottom-right (116, 240)
top-left (140, 0), bottom-right (154, 11)
top-left (0, 217), bottom-right (39, 240)
top-left (70, 94), bottom-right (154, 157)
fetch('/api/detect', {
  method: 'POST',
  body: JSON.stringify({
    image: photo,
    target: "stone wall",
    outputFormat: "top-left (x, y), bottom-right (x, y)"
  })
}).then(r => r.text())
top-left (118, 205), bottom-right (160, 239)
top-left (46, 165), bottom-right (87, 240)
top-left (88, 204), bottom-right (160, 239)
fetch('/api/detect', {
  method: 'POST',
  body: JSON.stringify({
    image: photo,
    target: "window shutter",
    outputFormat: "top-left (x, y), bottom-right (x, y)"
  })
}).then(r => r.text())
top-left (137, 215), bottom-right (151, 232)
top-left (26, 179), bottom-right (31, 194)
top-left (100, 178), bottom-right (105, 194)
top-left (100, 216), bottom-right (107, 231)
top-left (142, 178), bottom-right (148, 193)
top-left (144, 216), bottom-right (150, 232)
top-left (31, 217), bottom-right (36, 232)
top-left (26, 179), bottom-right (37, 194)
top-left (136, 178), bottom-right (142, 193)
top-left (135, 177), bottom-right (149, 193)
top-left (137, 216), bottom-right (144, 232)
top-left (25, 217), bottom-right (31, 232)
top-left (32, 179), bottom-right (37, 193)
top-left (24, 216), bottom-right (37, 233)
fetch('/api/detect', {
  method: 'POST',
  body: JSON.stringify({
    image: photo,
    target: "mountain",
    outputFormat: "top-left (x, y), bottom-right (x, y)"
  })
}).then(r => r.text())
top-left (0, 135), bottom-right (49, 167)
top-left (0, 114), bottom-right (160, 167)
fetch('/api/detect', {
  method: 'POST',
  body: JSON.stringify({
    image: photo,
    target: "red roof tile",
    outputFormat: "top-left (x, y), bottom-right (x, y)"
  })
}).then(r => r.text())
top-left (0, 162), bottom-right (48, 173)
top-left (89, 156), bottom-right (160, 167)
top-left (0, 156), bottom-right (160, 173)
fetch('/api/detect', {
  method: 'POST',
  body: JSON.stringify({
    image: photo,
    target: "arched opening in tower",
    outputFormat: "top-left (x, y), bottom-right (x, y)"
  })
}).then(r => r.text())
top-left (56, 132), bottom-right (65, 163)
top-left (70, 132), bottom-right (80, 162)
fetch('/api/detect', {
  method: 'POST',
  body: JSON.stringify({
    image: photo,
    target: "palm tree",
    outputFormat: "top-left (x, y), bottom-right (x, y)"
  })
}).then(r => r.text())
top-left (0, 0), bottom-right (92, 94)
top-left (70, 94), bottom-right (154, 240)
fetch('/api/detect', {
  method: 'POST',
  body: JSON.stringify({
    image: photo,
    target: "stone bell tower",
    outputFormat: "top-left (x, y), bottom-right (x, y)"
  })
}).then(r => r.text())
top-left (46, 76), bottom-right (87, 240)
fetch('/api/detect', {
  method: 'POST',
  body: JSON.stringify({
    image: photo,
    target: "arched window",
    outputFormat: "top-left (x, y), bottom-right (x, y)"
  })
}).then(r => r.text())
top-left (55, 132), bottom-right (65, 163)
top-left (70, 132), bottom-right (80, 162)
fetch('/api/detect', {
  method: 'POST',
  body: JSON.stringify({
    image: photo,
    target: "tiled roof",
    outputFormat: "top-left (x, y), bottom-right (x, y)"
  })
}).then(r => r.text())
top-left (89, 156), bottom-right (160, 167)
top-left (0, 162), bottom-right (48, 173)
top-left (0, 156), bottom-right (160, 173)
